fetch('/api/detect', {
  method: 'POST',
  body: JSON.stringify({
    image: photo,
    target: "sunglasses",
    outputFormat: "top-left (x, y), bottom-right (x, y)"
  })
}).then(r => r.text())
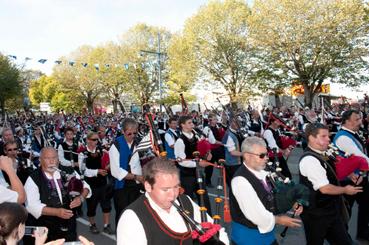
top-left (89, 138), bottom-right (99, 141)
top-left (6, 148), bottom-right (18, 152)
top-left (246, 152), bottom-right (268, 159)
top-left (126, 132), bottom-right (138, 136)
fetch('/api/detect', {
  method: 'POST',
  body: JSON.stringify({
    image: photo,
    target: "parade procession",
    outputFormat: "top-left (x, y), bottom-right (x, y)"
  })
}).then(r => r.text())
top-left (1, 0), bottom-right (369, 245)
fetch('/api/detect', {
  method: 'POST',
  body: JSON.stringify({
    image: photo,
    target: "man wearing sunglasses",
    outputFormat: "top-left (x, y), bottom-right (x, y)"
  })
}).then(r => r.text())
top-left (230, 136), bottom-right (302, 245)
top-left (109, 118), bottom-right (144, 228)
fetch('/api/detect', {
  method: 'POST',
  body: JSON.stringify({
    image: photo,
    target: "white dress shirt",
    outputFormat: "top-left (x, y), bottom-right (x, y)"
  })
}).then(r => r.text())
top-left (117, 192), bottom-right (229, 245)
top-left (25, 170), bottom-right (91, 219)
top-left (335, 126), bottom-right (369, 165)
top-left (299, 147), bottom-right (330, 191)
top-left (263, 129), bottom-right (279, 151)
top-left (164, 128), bottom-right (178, 147)
top-left (109, 141), bottom-right (142, 182)
top-left (174, 131), bottom-right (197, 168)
top-left (231, 163), bottom-right (275, 234)
top-left (202, 126), bottom-right (216, 144)
top-left (0, 185), bottom-right (18, 203)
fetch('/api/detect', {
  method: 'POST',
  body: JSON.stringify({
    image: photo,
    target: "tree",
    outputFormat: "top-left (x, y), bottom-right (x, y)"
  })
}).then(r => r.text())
top-left (0, 54), bottom-right (21, 117)
top-left (52, 45), bottom-right (105, 113)
top-left (175, 0), bottom-right (260, 105)
top-left (248, 0), bottom-right (369, 107)
top-left (119, 23), bottom-right (172, 106)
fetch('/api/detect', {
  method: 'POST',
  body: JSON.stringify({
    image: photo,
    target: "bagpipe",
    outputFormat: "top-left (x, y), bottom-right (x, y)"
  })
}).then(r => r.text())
top-left (172, 151), bottom-right (225, 244)
top-left (265, 150), bottom-right (309, 215)
top-left (53, 167), bottom-right (84, 198)
top-left (325, 144), bottom-right (369, 181)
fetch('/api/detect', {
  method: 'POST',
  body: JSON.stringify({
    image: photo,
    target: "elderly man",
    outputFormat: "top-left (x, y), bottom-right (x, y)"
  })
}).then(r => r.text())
top-left (117, 158), bottom-right (229, 245)
top-left (0, 128), bottom-right (16, 156)
top-left (25, 147), bottom-right (91, 242)
top-left (230, 137), bottom-right (302, 245)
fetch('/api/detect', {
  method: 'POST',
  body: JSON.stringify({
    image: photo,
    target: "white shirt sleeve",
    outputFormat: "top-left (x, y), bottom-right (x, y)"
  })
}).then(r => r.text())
top-left (225, 136), bottom-right (236, 152)
top-left (117, 209), bottom-right (147, 245)
top-left (231, 176), bottom-right (275, 233)
top-left (203, 127), bottom-right (216, 144)
top-left (174, 138), bottom-right (196, 168)
top-left (25, 177), bottom-right (46, 219)
top-left (335, 135), bottom-right (369, 165)
top-left (299, 155), bottom-right (329, 191)
top-left (0, 185), bottom-right (18, 203)
top-left (263, 130), bottom-right (279, 151)
top-left (109, 144), bottom-right (128, 181)
top-left (164, 132), bottom-right (175, 147)
top-left (58, 144), bottom-right (72, 167)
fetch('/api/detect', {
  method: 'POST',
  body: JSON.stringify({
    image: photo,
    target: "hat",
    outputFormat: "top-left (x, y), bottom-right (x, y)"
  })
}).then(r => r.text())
top-left (15, 126), bottom-right (22, 133)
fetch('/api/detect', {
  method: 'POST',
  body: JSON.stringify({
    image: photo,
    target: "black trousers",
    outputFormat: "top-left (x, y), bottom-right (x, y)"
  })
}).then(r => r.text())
top-left (113, 182), bottom-right (143, 228)
top-left (86, 185), bottom-right (112, 217)
top-left (180, 175), bottom-right (212, 216)
top-left (205, 146), bottom-right (225, 185)
top-left (341, 178), bottom-right (369, 237)
top-left (224, 165), bottom-right (240, 190)
top-left (301, 212), bottom-right (352, 245)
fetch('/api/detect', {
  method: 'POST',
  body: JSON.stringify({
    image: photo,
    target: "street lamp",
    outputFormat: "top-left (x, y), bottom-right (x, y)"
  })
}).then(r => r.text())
top-left (140, 33), bottom-right (166, 111)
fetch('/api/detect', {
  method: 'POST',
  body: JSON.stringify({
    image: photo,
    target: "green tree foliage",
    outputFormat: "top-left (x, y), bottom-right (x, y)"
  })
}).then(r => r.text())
top-left (52, 45), bottom-right (105, 113)
top-left (174, 0), bottom-right (259, 104)
top-left (119, 23), bottom-right (172, 106)
top-left (0, 54), bottom-right (21, 117)
top-left (248, 0), bottom-right (369, 107)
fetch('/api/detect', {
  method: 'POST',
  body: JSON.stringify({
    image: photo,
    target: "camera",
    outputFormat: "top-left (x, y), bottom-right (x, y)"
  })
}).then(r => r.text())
top-left (24, 226), bottom-right (47, 236)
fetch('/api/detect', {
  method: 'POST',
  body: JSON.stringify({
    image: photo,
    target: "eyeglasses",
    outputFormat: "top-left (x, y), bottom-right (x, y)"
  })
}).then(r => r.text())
top-left (245, 152), bottom-right (268, 159)
top-left (6, 148), bottom-right (18, 152)
top-left (89, 138), bottom-right (99, 141)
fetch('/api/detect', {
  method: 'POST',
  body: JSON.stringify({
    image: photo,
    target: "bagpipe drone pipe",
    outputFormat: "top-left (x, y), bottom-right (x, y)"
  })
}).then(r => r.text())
top-left (325, 144), bottom-right (369, 181)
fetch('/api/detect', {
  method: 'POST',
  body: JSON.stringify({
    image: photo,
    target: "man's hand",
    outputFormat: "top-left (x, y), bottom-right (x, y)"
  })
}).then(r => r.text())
top-left (348, 173), bottom-right (363, 185)
top-left (292, 203), bottom-right (303, 216)
top-left (135, 175), bottom-right (144, 183)
top-left (275, 215), bottom-right (301, 227)
top-left (70, 196), bottom-right (82, 209)
top-left (98, 169), bottom-right (108, 176)
top-left (0, 156), bottom-right (15, 173)
top-left (199, 160), bottom-right (211, 168)
top-left (344, 185), bottom-right (363, 195)
top-left (57, 208), bottom-right (74, 219)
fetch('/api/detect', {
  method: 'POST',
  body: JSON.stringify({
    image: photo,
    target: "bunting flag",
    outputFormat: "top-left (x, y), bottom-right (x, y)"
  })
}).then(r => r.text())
top-left (4, 53), bottom-right (135, 72)
top-left (38, 59), bottom-right (47, 64)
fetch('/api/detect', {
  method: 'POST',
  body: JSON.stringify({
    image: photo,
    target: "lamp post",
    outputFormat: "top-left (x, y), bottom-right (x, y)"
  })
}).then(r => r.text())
top-left (140, 33), bottom-right (166, 111)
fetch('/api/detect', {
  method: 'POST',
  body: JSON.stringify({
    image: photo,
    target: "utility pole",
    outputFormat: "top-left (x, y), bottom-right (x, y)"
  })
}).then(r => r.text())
top-left (140, 33), bottom-right (166, 112)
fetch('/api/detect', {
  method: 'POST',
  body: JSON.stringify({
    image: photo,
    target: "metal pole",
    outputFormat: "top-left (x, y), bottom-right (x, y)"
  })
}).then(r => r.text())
top-left (158, 33), bottom-right (162, 112)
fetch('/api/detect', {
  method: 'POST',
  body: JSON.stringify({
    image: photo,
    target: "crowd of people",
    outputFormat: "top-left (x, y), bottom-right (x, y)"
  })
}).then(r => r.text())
top-left (0, 98), bottom-right (368, 245)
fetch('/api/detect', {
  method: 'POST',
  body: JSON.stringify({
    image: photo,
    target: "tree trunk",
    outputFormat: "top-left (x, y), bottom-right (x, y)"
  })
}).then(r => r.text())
top-left (112, 99), bottom-right (118, 114)
top-left (303, 83), bottom-right (315, 108)
top-left (86, 95), bottom-right (94, 114)
top-left (0, 100), bottom-right (5, 119)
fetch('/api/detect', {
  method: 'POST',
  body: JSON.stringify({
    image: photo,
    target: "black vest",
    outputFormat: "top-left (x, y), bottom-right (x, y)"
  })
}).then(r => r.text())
top-left (60, 141), bottom-right (79, 162)
top-left (128, 194), bottom-right (194, 245)
top-left (29, 167), bottom-right (76, 240)
top-left (230, 164), bottom-right (276, 228)
top-left (83, 148), bottom-right (106, 188)
top-left (179, 132), bottom-right (198, 177)
top-left (299, 148), bottom-right (340, 216)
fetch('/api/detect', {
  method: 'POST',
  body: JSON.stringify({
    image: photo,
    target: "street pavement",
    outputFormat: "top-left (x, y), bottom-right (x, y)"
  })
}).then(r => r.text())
top-left (75, 147), bottom-right (369, 245)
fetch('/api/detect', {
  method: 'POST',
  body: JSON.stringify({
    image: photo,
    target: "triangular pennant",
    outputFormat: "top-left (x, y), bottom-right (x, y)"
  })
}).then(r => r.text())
top-left (25, 57), bottom-right (32, 61)
top-left (55, 60), bottom-right (62, 65)
top-left (94, 64), bottom-right (99, 71)
top-left (69, 61), bottom-right (75, 66)
top-left (8, 55), bottom-right (17, 60)
top-left (105, 64), bottom-right (110, 68)
top-left (82, 63), bottom-right (88, 67)
top-left (38, 59), bottom-right (47, 64)
top-left (124, 64), bottom-right (129, 70)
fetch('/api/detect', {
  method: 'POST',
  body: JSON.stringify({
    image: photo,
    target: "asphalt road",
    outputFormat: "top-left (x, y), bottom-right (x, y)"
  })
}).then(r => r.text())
top-left (75, 147), bottom-right (369, 245)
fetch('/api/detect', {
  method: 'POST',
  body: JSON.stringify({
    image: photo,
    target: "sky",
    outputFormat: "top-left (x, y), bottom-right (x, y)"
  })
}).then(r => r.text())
top-left (0, 0), bottom-right (367, 100)
top-left (0, 0), bottom-right (210, 74)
